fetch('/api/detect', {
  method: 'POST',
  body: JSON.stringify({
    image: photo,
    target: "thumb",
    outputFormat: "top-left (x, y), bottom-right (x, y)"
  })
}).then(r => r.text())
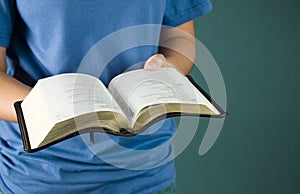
top-left (144, 54), bottom-right (166, 71)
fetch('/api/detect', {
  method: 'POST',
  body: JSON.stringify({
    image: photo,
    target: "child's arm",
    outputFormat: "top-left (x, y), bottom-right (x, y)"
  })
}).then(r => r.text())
top-left (144, 20), bottom-right (196, 75)
top-left (0, 46), bottom-right (31, 122)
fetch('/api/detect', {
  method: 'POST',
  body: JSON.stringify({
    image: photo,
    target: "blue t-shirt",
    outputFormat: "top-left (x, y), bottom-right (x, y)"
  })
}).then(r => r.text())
top-left (0, 1), bottom-right (212, 193)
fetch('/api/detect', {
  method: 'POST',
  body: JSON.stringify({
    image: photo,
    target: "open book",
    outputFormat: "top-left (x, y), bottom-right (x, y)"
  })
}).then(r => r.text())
top-left (14, 68), bottom-right (227, 152)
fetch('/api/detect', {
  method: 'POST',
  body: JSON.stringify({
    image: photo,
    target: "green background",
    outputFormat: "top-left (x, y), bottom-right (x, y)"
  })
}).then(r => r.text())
top-left (175, 0), bottom-right (300, 193)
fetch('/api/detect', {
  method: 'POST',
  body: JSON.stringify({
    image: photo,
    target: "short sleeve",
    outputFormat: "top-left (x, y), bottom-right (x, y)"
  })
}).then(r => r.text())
top-left (0, 0), bottom-right (16, 47)
top-left (163, 0), bottom-right (212, 26)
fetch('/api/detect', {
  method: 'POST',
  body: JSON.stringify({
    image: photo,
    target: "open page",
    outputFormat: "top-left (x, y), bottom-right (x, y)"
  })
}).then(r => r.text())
top-left (108, 68), bottom-right (220, 126)
top-left (21, 73), bottom-right (125, 149)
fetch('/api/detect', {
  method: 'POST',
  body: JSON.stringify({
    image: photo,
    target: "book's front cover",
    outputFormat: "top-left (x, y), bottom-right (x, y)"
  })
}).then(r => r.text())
top-left (14, 101), bottom-right (32, 152)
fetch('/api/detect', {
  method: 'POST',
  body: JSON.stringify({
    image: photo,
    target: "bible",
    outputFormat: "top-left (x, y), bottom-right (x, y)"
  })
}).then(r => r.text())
top-left (14, 68), bottom-right (227, 152)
